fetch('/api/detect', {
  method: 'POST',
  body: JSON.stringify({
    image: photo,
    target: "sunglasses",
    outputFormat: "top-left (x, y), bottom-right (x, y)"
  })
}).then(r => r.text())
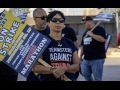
top-left (35, 16), bottom-right (47, 20)
top-left (50, 18), bottom-right (65, 23)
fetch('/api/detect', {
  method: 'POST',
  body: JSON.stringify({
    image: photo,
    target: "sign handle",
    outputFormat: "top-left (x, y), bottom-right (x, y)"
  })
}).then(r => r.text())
top-left (83, 21), bottom-right (101, 39)
top-left (38, 58), bottom-right (72, 81)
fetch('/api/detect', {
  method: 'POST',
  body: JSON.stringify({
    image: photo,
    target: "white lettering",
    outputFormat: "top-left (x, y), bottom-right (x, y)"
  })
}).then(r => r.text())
top-left (13, 21), bottom-right (20, 28)
top-left (2, 43), bottom-right (9, 49)
top-left (10, 27), bottom-right (17, 34)
top-left (1, 28), bottom-right (8, 35)
top-left (0, 49), bottom-right (6, 55)
top-left (5, 37), bottom-right (12, 44)
top-left (0, 35), bottom-right (4, 42)
top-left (8, 33), bottom-right (14, 37)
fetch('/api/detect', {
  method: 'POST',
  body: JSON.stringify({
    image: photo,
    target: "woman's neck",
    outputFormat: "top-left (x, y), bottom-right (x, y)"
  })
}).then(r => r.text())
top-left (49, 31), bottom-right (62, 41)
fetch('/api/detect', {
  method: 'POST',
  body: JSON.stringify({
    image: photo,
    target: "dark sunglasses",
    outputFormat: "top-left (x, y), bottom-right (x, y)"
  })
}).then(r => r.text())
top-left (35, 16), bottom-right (47, 20)
top-left (50, 18), bottom-right (65, 23)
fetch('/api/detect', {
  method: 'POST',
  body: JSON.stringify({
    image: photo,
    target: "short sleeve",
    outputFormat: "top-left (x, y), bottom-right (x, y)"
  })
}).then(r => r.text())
top-left (66, 38), bottom-right (78, 53)
top-left (95, 26), bottom-right (106, 39)
top-left (72, 43), bottom-right (78, 53)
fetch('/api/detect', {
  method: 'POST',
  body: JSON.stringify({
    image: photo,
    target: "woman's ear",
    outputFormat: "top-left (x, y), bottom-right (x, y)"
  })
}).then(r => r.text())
top-left (47, 22), bottom-right (50, 27)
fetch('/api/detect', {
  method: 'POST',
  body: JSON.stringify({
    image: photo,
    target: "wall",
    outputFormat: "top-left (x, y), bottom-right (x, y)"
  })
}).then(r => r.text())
top-left (25, 16), bottom-right (117, 46)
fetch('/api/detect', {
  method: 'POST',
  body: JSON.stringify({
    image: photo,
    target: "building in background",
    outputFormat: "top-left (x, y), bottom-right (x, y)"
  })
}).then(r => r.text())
top-left (0, 8), bottom-right (118, 46)
top-left (27, 8), bottom-right (88, 17)
top-left (25, 8), bottom-right (118, 46)
top-left (83, 8), bottom-right (104, 16)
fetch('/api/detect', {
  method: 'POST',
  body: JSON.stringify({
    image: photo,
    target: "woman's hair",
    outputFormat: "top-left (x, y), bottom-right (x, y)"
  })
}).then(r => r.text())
top-left (47, 10), bottom-right (65, 22)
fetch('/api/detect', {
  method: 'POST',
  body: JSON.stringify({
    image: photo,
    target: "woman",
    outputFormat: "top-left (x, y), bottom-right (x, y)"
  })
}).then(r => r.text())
top-left (33, 11), bottom-right (79, 81)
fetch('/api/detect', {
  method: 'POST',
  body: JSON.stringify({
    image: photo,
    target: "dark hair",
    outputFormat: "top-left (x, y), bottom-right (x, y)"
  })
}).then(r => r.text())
top-left (47, 10), bottom-right (65, 22)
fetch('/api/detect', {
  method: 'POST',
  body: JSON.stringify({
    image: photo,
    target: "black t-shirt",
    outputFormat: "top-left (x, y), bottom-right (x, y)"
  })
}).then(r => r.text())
top-left (81, 26), bottom-right (106, 60)
top-left (62, 26), bottom-right (77, 42)
top-left (27, 27), bottom-right (50, 81)
top-left (36, 27), bottom-right (50, 36)
top-left (40, 35), bottom-right (78, 81)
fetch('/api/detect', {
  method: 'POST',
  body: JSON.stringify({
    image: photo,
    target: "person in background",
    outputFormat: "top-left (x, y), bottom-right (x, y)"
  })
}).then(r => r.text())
top-left (111, 32), bottom-right (120, 47)
top-left (0, 13), bottom-right (18, 81)
top-left (33, 10), bottom-right (79, 81)
top-left (80, 16), bottom-right (106, 81)
top-left (62, 25), bottom-right (79, 80)
top-left (62, 25), bottom-right (79, 49)
top-left (27, 8), bottom-right (50, 81)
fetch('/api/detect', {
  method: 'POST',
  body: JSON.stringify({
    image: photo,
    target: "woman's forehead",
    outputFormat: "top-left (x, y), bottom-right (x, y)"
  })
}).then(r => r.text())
top-left (53, 14), bottom-right (62, 18)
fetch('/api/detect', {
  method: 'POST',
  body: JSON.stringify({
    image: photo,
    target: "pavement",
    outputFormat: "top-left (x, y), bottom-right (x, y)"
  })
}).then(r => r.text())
top-left (76, 47), bottom-right (120, 81)
top-left (17, 47), bottom-right (120, 81)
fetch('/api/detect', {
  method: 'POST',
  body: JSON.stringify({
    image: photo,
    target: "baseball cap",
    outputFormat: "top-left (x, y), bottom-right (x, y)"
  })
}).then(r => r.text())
top-left (80, 16), bottom-right (93, 24)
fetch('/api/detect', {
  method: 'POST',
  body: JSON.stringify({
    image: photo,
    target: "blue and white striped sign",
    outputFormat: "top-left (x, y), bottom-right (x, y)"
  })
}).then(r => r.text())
top-left (93, 13), bottom-right (116, 22)
top-left (93, 8), bottom-right (120, 22)
top-left (105, 34), bottom-right (112, 53)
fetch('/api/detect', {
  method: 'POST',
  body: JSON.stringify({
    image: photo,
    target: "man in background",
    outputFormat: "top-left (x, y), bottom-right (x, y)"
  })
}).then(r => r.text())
top-left (27, 8), bottom-right (50, 81)
top-left (62, 25), bottom-right (79, 48)
top-left (62, 25), bottom-right (79, 80)
top-left (80, 16), bottom-right (106, 81)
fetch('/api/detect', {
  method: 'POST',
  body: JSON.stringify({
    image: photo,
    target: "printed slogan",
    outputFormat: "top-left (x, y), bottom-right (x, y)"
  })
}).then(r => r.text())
top-left (49, 47), bottom-right (73, 67)
top-left (0, 10), bottom-right (51, 78)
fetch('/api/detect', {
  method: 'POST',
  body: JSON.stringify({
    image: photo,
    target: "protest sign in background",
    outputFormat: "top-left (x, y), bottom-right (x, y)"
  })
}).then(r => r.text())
top-left (105, 34), bottom-right (112, 53)
top-left (0, 10), bottom-right (51, 78)
top-left (93, 8), bottom-right (120, 22)
top-left (8, 8), bottom-right (30, 23)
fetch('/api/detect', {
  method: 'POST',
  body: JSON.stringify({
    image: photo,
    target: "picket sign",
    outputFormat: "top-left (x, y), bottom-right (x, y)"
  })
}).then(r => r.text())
top-left (8, 8), bottom-right (30, 23)
top-left (0, 10), bottom-right (51, 78)
top-left (83, 8), bottom-right (120, 39)
top-left (83, 21), bottom-right (101, 39)
top-left (0, 9), bottom-right (71, 81)
top-left (38, 58), bottom-right (72, 81)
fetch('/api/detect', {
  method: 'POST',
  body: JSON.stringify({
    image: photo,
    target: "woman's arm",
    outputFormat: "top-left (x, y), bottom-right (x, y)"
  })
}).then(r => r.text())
top-left (33, 55), bottom-right (53, 74)
top-left (33, 56), bottom-right (71, 81)
top-left (33, 61), bottom-right (53, 74)
top-left (65, 51), bottom-right (79, 73)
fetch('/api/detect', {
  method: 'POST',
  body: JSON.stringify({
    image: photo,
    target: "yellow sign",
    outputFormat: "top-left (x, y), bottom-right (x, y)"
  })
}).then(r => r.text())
top-left (8, 8), bottom-right (30, 17)
top-left (0, 10), bottom-right (26, 61)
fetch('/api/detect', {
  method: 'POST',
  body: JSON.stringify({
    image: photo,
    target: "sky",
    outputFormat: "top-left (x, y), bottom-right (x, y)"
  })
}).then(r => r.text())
top-left (0, 8), bottom-right (92, 16)
top-left (45, 8), bottom-right (87, 15)
top-left (0, 8), bottom-right (9, 12)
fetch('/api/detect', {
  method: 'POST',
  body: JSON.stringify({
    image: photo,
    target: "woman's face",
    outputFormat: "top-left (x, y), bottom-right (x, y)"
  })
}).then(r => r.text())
top-left (47, 13), bottom-right (64, 33)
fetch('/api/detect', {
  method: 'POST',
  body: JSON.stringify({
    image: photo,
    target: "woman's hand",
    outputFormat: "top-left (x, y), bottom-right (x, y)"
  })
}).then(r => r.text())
top-left (60, 74), bottom-right (71, 81)
top-left (52, 66), bottom-right (67, 78)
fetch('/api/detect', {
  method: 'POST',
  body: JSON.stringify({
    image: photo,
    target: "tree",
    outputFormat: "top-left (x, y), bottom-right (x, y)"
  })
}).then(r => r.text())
top-left (49, 8), bottom-right (53, 12)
